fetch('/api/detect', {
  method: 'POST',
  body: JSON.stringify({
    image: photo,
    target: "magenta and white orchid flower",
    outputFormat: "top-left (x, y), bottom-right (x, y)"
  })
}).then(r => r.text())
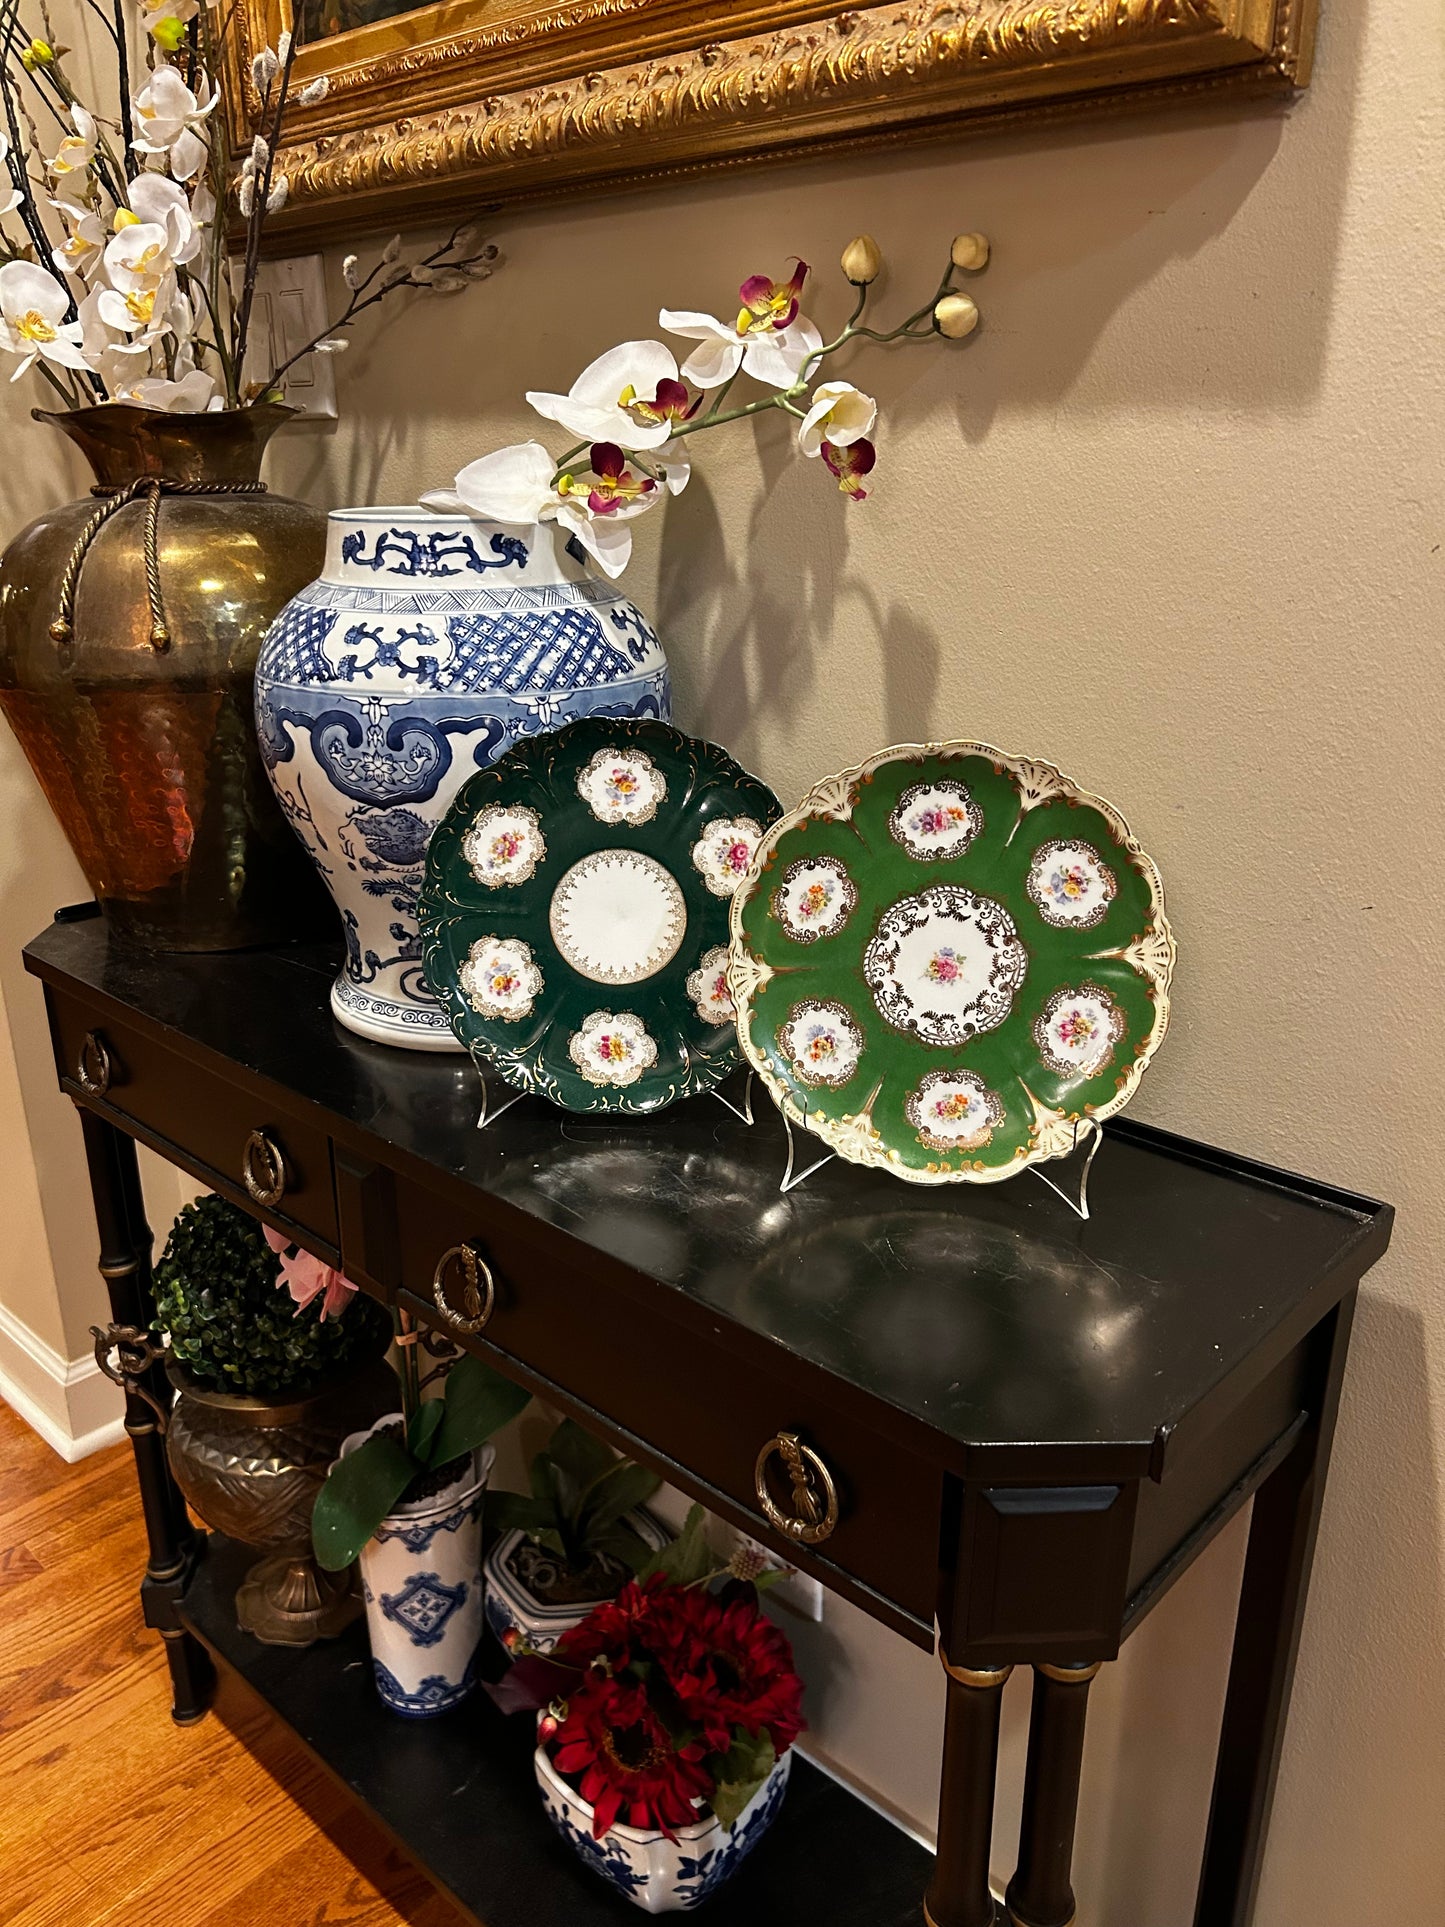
top-left (661, 260), bottom-right (822, 390)
top-left (262, 1223), bottom-right (358, 1322)
top-left (797, 380), bottom-right (877, 458)
top-left (423, 439), bottom-right (667, 580)
top-left (526, 340), bottom-right (699, 450)
top-left (0, 261), bottom-right (90, 381)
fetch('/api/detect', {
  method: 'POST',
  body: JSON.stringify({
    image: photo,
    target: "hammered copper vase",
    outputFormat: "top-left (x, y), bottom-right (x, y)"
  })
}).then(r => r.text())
top-left (0, 404), bottom-right (335, 950)
top-left (165, 1351), bottom-right (397, 1647)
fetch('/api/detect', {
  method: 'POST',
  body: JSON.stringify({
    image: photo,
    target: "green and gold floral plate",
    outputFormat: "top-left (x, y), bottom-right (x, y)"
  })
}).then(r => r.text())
top-left (420, 718), bottom-right (781, 1112)
top-left (727, 742), bottom-right (1174, 1184)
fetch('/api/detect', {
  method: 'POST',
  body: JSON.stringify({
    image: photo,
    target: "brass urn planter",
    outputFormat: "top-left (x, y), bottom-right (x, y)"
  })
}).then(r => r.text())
top-left (165, 1350), bottom-right (397, 1647)
top-left (0, 404), bottom-right (335, 951)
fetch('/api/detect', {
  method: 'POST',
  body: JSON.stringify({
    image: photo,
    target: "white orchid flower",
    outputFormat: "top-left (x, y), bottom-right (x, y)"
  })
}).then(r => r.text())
top-left (48, 106), bottom-right (97, 199)
top-left (0, 260), bottom-right (90, 381)
top-left (797, 381), bottom-right (877, 458)
top-left (75, 287), bottom-right (154, 399)
top-left (526, 341), bottom-right (697, 451)
top-left (0, 133), bottom-right (22, 218)
top-left (131, 68), bottom-right (217, 182)
top-left (97, 225), bottom-right (175, 338)
top-left (128, 174), bottom-right (202, 265)
top-left (132, 368), bottom-right (220, 411)
top-left (50, 201), bottom-right (106, 278)
top-left (421, 441), bottom-right (558, 525)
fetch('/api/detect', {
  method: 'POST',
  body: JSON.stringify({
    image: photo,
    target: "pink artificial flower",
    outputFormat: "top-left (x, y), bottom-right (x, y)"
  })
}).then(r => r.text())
top-left (262, 1223), bottom-right (358, 1322)
top-left (736, 260), bottom-right (809, 337)
top-left (821, 436), bottom-right (876, 502)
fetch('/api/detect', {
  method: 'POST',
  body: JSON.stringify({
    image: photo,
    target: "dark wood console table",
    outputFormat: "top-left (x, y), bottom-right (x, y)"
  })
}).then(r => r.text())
top-left (24, 914), bottom-right (1392, 1927)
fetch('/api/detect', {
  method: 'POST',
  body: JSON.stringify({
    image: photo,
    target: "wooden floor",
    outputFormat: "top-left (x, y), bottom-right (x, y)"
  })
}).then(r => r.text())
top-left (0, 1399), bottom-right (470, 1927)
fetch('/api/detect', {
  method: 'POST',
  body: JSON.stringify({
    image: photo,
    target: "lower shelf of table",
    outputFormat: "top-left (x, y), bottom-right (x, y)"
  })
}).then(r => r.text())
top-left (181, 1536), bottom-right (931, 1927)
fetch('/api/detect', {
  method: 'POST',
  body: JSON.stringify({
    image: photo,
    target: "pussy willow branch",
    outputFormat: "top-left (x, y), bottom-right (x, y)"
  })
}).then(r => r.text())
top-left (232, 31), bottom-right (299, 385)
top-left (265, 224), bottom-right (495, 391)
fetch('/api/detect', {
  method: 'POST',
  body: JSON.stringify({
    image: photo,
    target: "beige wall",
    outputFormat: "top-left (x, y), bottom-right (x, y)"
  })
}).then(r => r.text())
top-left (2, 0), bottom-right (1443, 1916)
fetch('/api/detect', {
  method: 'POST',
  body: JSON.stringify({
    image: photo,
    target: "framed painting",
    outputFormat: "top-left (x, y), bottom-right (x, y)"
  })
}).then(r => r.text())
top-left (232, 0), bottom-right (1319, 247)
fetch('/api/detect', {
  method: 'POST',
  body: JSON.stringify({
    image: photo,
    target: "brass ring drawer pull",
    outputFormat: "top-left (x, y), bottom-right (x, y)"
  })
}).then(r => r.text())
top-left (754, 1431), bottom-right (840, 1546)
top-left (241, 1128), bottom-right (290, 1209)
top-left (76, 1029), bottom-right (112, 1097)
top-left (432, 1242), bottom-right (496, 1333)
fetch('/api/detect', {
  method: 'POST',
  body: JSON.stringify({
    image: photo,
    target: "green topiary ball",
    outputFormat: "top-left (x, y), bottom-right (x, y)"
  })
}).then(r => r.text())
top-left (152, 1195), bottom-right (390, 1396)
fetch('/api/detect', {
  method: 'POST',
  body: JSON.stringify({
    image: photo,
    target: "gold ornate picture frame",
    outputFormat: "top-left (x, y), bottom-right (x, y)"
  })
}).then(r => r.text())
top-left (235, 0), bottom-right (1318, 248)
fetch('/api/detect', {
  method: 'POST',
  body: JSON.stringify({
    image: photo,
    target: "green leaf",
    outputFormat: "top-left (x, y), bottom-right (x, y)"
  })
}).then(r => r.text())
top-left (488, 1492), bottom-right (558, 1537)
top-left (408, 1397), bottom-right (444, 1461)
top-left (548, 1418), bottom-right (616, 1492)
top-left (710, 1730), bottom-right (776, 1830)
top-left (311, 1431), bottom-right (416, 1571)
top-left (580, 1459), bottom-right (663, 1537)
top-left (591, 1519), bottom-right (654, 1574)
top-left (428, 1354), bottom-right (530, 1468)
top-left (637, 1503), bottom-right (716, 1587)
top-left (752, 1565), bottom-right (788, 1593)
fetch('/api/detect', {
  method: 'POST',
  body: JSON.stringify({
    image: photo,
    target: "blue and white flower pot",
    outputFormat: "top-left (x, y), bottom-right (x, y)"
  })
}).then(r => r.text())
top-left (484, 1508), bottom-right (669, 1654)
top-left (254, 508), bottom-right (671, 1050)
top-left (341, 1415), bottom-right (494, 1717)
top-left (536, 1741), bottom-right (791, 1913)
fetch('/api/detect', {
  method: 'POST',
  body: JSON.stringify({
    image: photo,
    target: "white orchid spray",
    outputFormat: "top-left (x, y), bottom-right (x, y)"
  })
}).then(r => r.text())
top-left (424, 235), bottom-right (988, 578)
top-left (0, 1), bottom-right (498, 409)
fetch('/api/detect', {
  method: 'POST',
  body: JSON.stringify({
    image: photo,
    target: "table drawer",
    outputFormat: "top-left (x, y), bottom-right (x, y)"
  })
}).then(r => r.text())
top-left (51, 993), bottom-right (339, 1249)
top-left (392, 1181), bottom-right (943, 1628)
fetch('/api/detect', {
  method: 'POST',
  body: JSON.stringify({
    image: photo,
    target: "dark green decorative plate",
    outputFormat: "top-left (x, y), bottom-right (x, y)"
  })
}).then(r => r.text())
top-left (420, 717), bottom-right (782, 1112)
top-left (727, 741), bottom-right (1174, 1184)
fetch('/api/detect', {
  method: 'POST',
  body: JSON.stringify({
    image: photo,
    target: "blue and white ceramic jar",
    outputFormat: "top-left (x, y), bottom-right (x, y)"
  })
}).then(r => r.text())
top-left (254, 507), bottom-right (671, 1050)
top-left (341, 1417), bottom-right (494, 1717)
top-left (536, 1738), bottom-right (791, 1913)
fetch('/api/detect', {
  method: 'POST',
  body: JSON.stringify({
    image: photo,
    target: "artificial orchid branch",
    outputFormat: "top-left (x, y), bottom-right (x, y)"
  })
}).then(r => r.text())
top-left (426, 232), bottom-right (989, 579)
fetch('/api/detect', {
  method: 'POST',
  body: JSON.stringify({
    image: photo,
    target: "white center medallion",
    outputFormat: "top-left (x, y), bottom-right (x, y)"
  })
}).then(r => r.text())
top-left (549, 850), bottom-right (687, 986)
top-left (864, 884), bottom-right (1028, 1047)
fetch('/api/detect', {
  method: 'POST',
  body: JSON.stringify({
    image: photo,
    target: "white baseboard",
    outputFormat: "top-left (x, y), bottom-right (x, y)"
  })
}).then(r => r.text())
top-left (0, 1300), bottom-right (126, 1462)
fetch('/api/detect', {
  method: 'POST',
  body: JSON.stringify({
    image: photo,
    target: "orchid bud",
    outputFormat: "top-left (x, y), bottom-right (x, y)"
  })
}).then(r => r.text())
top-left (266, 176), bottom-right (289, 213)
top-left (840, 234), bottom-right (881, 285)
top-left (150, 18), bottom-right (187, 51)
top-left (252, 48), bottom-right (279, 90)
top-left (342, 253), bottom-right (360, 288)
top-left (297, 77), bottom-right (329, 105)
top-left (20, 38), bottom-right (55, 71)
top-left (950, 231), bottom-right (990, 271)
top-left (933, 293), bottom-right (979, 339)
top-left (113, 207), bottom-right (140, 231)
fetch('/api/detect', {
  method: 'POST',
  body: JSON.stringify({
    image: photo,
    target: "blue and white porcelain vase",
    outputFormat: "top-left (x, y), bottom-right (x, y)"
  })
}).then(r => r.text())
top-left (483, 1509), bottom-right (669, 1654)
top-left (255, 507), bottom-right (671, 1049)
top-left (340, 1416), bottom-right (494, 1717)
top-left (536, 1738), bottom-right (791, 1913)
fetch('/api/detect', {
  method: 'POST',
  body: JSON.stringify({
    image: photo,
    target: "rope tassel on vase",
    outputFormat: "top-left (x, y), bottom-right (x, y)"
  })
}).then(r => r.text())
top-left (48, 478), bottom-right (270, 654)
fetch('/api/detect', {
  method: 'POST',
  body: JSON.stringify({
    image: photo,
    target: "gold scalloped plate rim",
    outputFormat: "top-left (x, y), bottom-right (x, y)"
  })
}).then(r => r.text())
top-left (726, 738), bottom-right (1176, 1187)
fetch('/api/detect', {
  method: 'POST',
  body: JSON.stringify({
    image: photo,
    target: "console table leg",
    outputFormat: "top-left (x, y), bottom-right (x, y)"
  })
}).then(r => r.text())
top-left (1194, 1291), bottom-right (1357, 1927)
top-left (80, 1110), bottom-right (214, 1724)
top-left (925, 1658), bottom-right (1011, 1927)
top-left (1003, 1661), bottom-right (1100, 1927)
